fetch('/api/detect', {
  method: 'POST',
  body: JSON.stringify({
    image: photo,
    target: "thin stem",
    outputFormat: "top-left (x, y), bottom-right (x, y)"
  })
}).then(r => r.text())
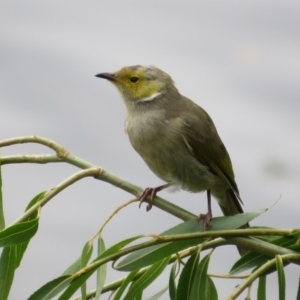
top-left (12, 168), bottom-right (101, 225)
top-left (71, 238), bottom-right (231, 299)
top-left (90, 197), bottom-right (139, 240)
top-left (208, 273), bottom-right (249, 279)
top-left (227, 253), bottom-right (300, 299)
top-left (1, 136), bottom-right (298, 258)
top-left (0, 136), bottom-right (68, 158)
top-left (73, 229), bottom-right (300, 279)
top-left (0, 152), bottom-right (195, 222)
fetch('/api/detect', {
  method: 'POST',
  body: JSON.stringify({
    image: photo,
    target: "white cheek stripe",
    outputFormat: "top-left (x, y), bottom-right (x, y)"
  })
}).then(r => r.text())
top-left (138, 92), bottom-right (161, 102)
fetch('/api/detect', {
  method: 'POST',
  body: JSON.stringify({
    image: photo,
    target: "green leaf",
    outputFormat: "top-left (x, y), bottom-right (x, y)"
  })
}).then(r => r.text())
top-left (0, 192), bottom-right (43, 252)
top-left (190, 254), bottom-right (211, 300)
top-left (169, 262), bottom-right (178, 300)
top-left (24, 192), bottom-right (46, 220)
top-left (117, 210), bottom-right (263, 272)
top-left (276, 255), bottom-right (285, 300)
top-left (207, 277), bottom-right (218, 300)
top-left (134, 292), bottom-right (143, 300)
top-left (15, 192), bottom-right (45, 268)
top-left (104, 235), bottom-right (143, 257)
top-left (80, 241), bottom-right (93, 268)
top-left (27, 275), bottom-right (72, 300)
top-left (15, 243), bottom-right (27, 269)
top-left (177, 250), bottom-right (200, 300)
top-left (0, 246), bottom-right (16, 300)
top-left (62, 257), bottom-right (81, 276)
top-left (95, 236), bottom-right (106, 300)
top-left (257, 275), bottom-right (266, 300)
top-left (230, 231), bottom-right (300, 274)
top-left (113, 270), bottom-right (140, 300)
top-left (146, 285), bottom-right (168, 300)
top-left (58, 270), bottom-right (94, 300)
top-left (0, 163), bottom-right (5, 230)
top-left (35, 236), bottom-right (143, 300)
top-left (123, 256), bottom-right (171, 300)
top-left (80, 241), bottom-right (93, 300)
top-left (58, 236), bottom-right (143, 300)
top-left (0, 218), bottom-right (39, 247)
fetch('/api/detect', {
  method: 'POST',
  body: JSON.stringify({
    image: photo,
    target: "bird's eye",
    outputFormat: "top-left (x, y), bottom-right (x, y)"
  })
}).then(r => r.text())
top-left (130, 77), bottom-right (139, 83)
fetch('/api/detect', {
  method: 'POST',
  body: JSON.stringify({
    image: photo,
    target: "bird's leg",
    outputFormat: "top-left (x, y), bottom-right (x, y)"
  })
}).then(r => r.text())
top-left (139, 183), bottom-right (170, 211)
top-left (199, 190), bottom-right (212, 230)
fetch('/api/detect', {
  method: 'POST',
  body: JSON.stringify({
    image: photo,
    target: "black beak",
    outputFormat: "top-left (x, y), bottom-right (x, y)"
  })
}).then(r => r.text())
top-left (95, 73), bottom-right (116, 81)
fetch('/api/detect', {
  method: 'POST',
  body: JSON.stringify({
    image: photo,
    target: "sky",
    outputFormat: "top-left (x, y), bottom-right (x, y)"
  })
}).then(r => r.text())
top-left (1, 1), bottom-right (300, 299)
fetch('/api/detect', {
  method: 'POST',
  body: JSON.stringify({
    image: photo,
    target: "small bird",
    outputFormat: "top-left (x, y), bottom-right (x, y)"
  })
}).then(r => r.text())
top-left (96, 65), bottom-right (245, 231)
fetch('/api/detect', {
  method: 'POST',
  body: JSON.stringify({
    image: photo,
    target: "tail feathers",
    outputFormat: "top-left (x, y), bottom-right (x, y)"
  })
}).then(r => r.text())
top-left (220, 190), bottom-right (245, 217)
top-left (212, 189), bottom-right (249, 256)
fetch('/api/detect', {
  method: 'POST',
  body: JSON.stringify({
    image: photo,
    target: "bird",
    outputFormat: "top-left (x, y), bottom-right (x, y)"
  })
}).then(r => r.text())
top-left (95, 65), bottom-right (246, 234)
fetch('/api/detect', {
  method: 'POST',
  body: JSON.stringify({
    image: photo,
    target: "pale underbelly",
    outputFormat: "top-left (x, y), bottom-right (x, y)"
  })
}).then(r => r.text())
top-left (139, 146), bottom-right (218, 193)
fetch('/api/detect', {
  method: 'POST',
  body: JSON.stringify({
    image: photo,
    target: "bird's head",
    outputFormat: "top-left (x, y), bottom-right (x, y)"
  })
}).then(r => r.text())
top-left (96, 65), bottom-right (176, 105)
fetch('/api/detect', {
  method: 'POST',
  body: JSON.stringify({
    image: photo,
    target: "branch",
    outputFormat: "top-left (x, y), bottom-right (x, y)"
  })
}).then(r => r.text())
top-left (227, 253), bottom-right (300, 299)
top-left (12, 168), bottom-right (101, 225)
top-left (1, 136), bottom-right (294, 257)
top-left (0, 137), bottom-right (195, 221)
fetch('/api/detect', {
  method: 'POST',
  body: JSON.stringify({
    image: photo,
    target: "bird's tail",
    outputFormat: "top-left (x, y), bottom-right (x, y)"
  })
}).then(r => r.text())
top-left (212, 189), bottom-right (249, 256)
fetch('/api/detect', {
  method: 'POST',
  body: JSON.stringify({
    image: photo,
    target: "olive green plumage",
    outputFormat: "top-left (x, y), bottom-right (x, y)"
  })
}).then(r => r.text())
top-left (96, 65), bottom-right (247, 253)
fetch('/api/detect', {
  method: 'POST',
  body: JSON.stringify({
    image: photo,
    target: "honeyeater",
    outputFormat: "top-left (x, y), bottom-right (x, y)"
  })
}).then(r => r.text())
top-left (96, 65), bottom-right (247, 241)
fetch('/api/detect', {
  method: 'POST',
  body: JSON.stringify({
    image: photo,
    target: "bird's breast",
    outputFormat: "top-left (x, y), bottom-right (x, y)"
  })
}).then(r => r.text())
top-left (125, 110), bottom-right (173, 152)
top-left (125, 111), bottom-right (216, 192)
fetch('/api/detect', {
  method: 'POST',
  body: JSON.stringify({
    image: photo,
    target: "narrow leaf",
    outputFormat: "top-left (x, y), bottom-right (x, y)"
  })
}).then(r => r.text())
top-left (0, 163), bottom-right (5, 230)
top-left (80, 241), bottom-right (93, 300)
top-left (62, 235), bottom-right (142, 276)
top-left (169, 262), bottom-right (178, 300)
top-left (15, 242), bottom-right (31, 269)
top-left (190, 254), bottom-right (211, 300)
top-left (95, 236), bottom-right (106, 300)
top-left (0, 246), bottom-right (16, 300)
top-left (62, 257), bottom-right (81, 276)
top-left (134, 292), bottom-right (143, 300)
top-left (207, 277), bottom-right (218, 300)
top-left (230, 231), bottom-right (300, 275)
top-left (58, 270), bottom-right (94, 300)
top-left (15, 192), bottom-right (45, 268)
top-left (27, 275), bottom-right (72, 300)
top-left (38, 236), bottom-right (142, 300)
top-left (123, 257), bottom-right (170, 300)
top-left (146, 285), bottom-right (168, 300)
top-left (257, 275), bottom-right (266, 300)
top-left (276, 255), bottom-right (285, 300)
top-left (117, 209), bottom-right (266, 271)
top-left (0, 218), bottom-right (39, 247)
top-left (177, 250), bottom-right (200, 300)
top-left (80, 241), bottom-right (93, 268)
top-left (24, 191), bottom-right (46, 219)
top-left (61, 235), bottom-right (128, 300)
top-left (103, 235), bottom-right (143, 257)
top-left (113, 270), bottom-right (140, 300)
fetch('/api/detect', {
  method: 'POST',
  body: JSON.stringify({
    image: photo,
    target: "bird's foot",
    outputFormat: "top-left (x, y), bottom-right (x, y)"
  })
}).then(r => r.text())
top-left (139, 184), bottom-right (170, 211)
top-left (139, 188), bottom-right (156, 211)
top-left (199, 211), bottom-right (212, 231)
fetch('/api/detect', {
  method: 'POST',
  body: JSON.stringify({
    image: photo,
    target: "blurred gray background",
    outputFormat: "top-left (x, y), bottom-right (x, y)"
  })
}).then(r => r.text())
top-left (1, 0), bottom-right (300, 299)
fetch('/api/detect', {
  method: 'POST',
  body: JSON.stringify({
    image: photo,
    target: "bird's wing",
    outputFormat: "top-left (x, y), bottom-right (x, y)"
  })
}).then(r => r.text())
top-left (167, 98), bottom-right (241, 201)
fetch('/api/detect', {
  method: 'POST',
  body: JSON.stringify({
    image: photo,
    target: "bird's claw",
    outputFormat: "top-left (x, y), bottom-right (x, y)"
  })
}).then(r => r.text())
top-left (139, 188), bottom-right (156, 211)
top-left (199, 211), bottom-right (212, 231)
top-left (139, 184), bottom-right (170, 211)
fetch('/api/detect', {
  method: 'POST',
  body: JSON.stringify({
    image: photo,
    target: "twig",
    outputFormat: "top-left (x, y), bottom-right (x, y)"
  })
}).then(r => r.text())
top-left (90, 197), bottom-right (139, 240)
top-left (227, 253), bottom-right (300, 299)
top-left (11, 168), bottom-right (101, 225)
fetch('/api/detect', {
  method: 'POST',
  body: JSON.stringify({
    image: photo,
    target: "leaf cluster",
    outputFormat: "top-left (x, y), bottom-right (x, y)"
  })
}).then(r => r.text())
top-left (0, 136), bottom-right (299, 300)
